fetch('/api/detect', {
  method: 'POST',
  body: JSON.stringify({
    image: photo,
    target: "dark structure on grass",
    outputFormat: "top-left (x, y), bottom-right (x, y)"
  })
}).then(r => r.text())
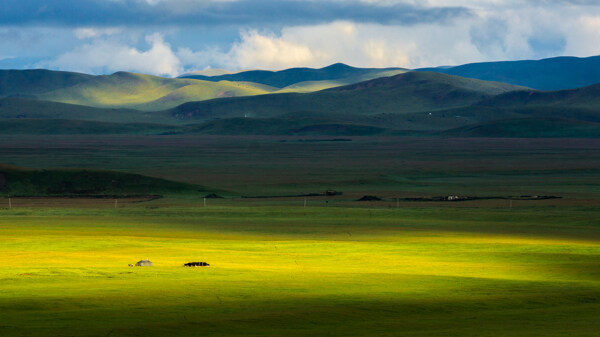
top-left (357, 195), bottom-right (381, 201)
top-left (184, 262), bottom-right (210, 267)
top-left (324, 190), bottom-right (341, 196)
top-left (135, 259), bottom-right (153, 267)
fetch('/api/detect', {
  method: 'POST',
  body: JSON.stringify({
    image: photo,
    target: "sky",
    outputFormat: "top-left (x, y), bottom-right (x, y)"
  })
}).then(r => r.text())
top-left (1, 0), bottom-right (600, 77)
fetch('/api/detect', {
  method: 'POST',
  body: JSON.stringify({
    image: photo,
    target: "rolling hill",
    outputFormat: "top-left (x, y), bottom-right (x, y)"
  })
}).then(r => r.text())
top-left (167, 71), bottom-right (525, 121)
top-left (170, 106), bottom-right (600, 137)
top-left (163, 72), bottom-right (600, 137)
top-left (0, 164), bottom-right (207, 196)
top-left (0, 69), bottom-right (93, 97)
top-left (36, 72), bottom-right (276, 111)
top-left (1, 67), bottom-right (410, 112)
top-left (3, 66), bottom-right (600, 137)
top-left (179, 63), bottom-right (407, 89)
top-left (0, 118), bottom-right (180, 135)
top-left (0, 97), bottom-right (174, 124)
top-left (0, 69), bottom-right (278, 111)
top-left (418, 55), bottom-right (600, 90)
top-left (477, 83), bottom-right (600, 109)
top-left (441, 118), bottom-right (600, 138)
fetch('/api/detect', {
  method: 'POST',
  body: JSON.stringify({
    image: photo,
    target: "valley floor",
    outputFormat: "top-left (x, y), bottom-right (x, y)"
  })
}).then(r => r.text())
top-left (0, 202), bottom-right (599, 336)
top-left (1, 135), bottom-right (600, 196)
top-left (1, 136), bottom-right (599, 336)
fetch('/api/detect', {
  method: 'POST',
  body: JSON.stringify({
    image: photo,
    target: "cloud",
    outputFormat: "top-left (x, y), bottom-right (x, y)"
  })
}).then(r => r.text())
top-left (469, 18), bottom-right (508, 59)
top-left (465, 5), bottom-right (595, 61)
top-left (175, 3), bottom-right (600, 72)
top-left (74, 27), bottom-right (124, 39)
top-left (228, 31), bottom-right (319, 70)
top-left (176, 21), bottom-right (480, 71)
top-left (0, 26), bottom-right (84, 65)
top-left (0, 0), bottom-right (470, 27)
top-left (563, 15), bottom-right (600, 56)
top-left (42, 33), bottom-right (182, 76)
top-left (6, 1), bottom-right (600, 74)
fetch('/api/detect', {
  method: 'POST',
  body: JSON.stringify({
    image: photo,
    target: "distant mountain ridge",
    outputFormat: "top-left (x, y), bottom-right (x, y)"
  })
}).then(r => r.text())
top-left (178, 63), bottom-right (406, 88)
top-left (0, 65), bottom-right (407, 110)
top-left (168, 71), bottom-right (525, 121)
top-left (0, 69), bottom-right (93, 97)
top-left (477, 83), bottom-right (600, 108)
top-left (3, 58), bottom-right (600, 137)
top-left (417, 55), bottom-right (600, 90)
top-left (0, 69), bottom-right (275, 110)
top-left (163, 71), bottom-right (600, 137)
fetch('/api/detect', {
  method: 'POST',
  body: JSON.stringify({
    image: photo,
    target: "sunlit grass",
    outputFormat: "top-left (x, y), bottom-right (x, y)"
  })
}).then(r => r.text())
top-left (38, 73), bottom-right (274, 111)
top-left (0, 204), bottom-right (599, 336)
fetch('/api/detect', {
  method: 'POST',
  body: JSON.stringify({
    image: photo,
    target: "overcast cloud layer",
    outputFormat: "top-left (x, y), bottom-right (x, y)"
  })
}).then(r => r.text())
top-left (2, 0), bottom-right (600, 76)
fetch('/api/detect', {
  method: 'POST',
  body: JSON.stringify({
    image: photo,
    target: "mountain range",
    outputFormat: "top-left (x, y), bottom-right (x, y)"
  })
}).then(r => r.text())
top-left (2, 55), bottom-right (600, 137)
top-left (179, 63), bottom-right (406, 90)
top-left (418, 55), bottom-right (600, 90)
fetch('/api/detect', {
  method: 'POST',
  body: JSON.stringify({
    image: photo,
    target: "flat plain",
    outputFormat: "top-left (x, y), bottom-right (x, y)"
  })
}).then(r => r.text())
top-left (1, 136), bottom-right (599, 336)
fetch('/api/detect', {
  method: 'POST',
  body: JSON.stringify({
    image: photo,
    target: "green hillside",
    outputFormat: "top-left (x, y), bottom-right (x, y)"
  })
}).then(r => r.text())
top-left (478, 83), bottom-right (600, 109)
top-left (174, 104), bottom-right (600, 137)
top-left (404, 105), bottom-right (600, 131)
top-left (442, 117), bottom-right (600, 138)
top-left (179, 63), bottom-right (407, 88)
top-left (276, 69), bottom-right (407, 93)
top-left (0, 164), bottom-right (207, 196)
top-left (0, 69), bottom-right (93, 97)
top-left (165, 72), bottom-right (600, 137)
top-left (0, 118), bottom-right (179, 135)
top-left (4, 68), bottom-right (600, 138)
top-left (0, 97), bottom-right (174, 124)
top-left (1, 68), bottom-right (411, 112)
top-left (37, 72), bottom-right (276, 111)
top-left (167, 71), bottom-right (525, 121)
top-left (418, 55), bottom-right (600, 90)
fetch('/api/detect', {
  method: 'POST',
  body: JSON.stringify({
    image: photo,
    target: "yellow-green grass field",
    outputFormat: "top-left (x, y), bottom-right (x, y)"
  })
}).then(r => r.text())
top-left (1, 201), bottom-right (599, 336)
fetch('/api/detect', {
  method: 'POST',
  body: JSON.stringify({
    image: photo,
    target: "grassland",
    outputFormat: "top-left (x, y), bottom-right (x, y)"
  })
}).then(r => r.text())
top-left (0, 164), bottom-right (205, 196)
top-left (37, 72), bottom-right (276, 111)
top-left (0, 202), bottom-right (599, 337)
top-left (1, 135), bottom-right (599, 196)
top-left (1, 136), bottom-right (599, 336)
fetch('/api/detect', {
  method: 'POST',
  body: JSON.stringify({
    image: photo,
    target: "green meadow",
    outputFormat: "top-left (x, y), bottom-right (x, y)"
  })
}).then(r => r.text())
top-left (1, 202), bottom-right (599, 336)
top-left (1, 136), bottom-right (600, 336)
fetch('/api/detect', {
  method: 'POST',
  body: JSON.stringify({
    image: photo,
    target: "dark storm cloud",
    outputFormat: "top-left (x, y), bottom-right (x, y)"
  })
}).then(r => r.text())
top-left (0, 0), bottom-right (471, 27)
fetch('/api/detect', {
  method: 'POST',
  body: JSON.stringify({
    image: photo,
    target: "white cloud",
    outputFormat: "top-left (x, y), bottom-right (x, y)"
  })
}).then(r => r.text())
top-left (230, 30), bottom-right (319, 70)
top-left (190, 4), bottom-right (599, 70)
top-left (564, 15), bottom-right (600, 56)
top-left (29, 2), bottom-right (600, 75)
top-left (177, 21), bottom-right (483, 70)
top-left (43, 33), bottom-right (182, 76)
top-left (132, 0), bottom-right (239, 9)
top-left (74, 27), bottom-right (123, 39)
